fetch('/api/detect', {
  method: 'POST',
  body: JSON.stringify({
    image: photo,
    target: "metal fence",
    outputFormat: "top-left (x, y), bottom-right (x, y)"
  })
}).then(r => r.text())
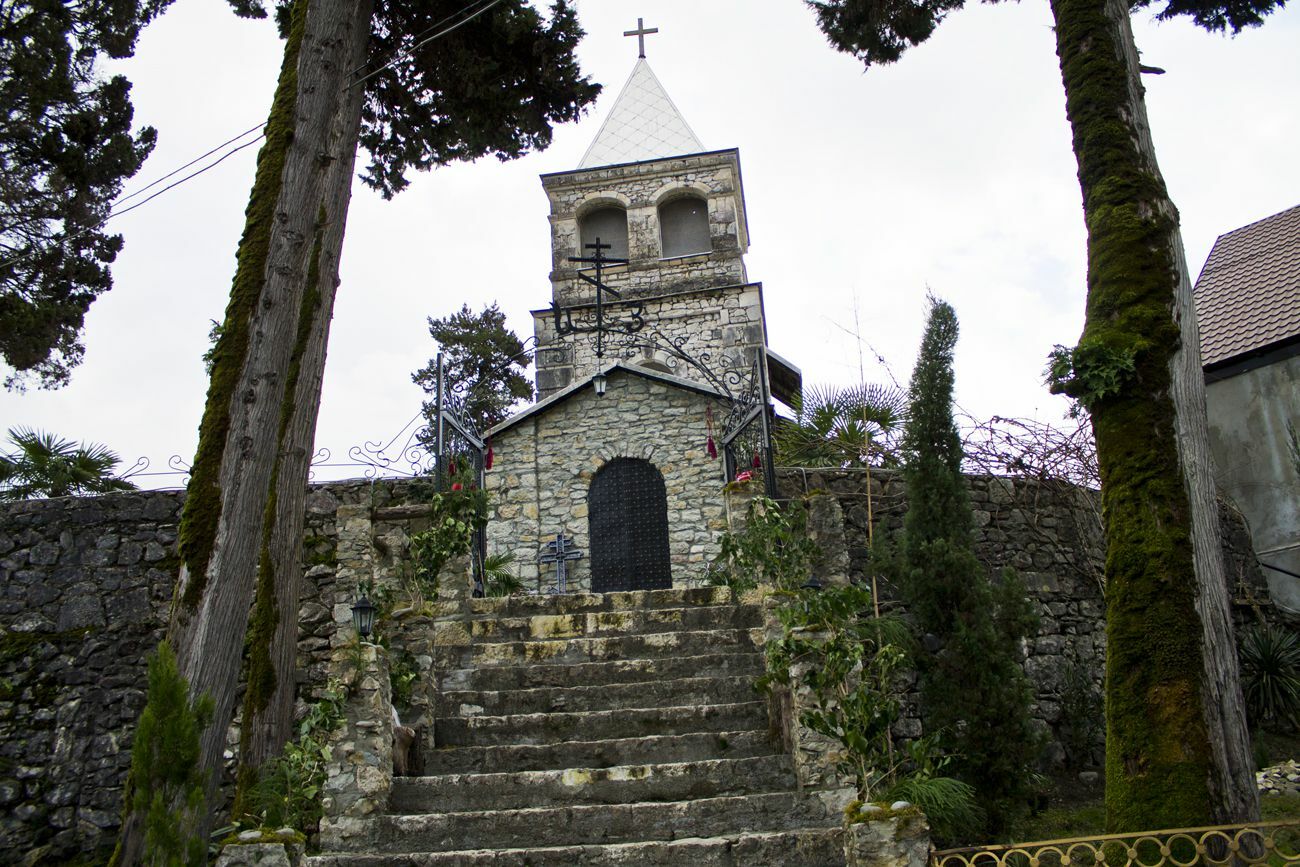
top-left (931, 821), bottom-right (1300, 867)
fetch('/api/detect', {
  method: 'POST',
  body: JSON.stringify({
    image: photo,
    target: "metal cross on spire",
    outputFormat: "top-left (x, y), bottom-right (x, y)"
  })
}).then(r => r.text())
top-left (623, 17), bottom-right (658, 59)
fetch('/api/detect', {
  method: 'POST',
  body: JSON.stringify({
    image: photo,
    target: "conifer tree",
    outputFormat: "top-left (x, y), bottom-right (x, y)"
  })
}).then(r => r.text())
top-left (412, 302), bottom-right (532, 435)
top-left (0, 0), bottom-right (173, 390)
top-left (805, 0), bottom-right (1267, 830)
top-left (114, 1), bottom-right (598, 859)
top-left (897, 296), bottom-right (1039, 838)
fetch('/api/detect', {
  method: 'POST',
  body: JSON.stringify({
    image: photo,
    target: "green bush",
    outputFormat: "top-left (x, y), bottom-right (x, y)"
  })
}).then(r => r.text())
top-left (236, 679), bottom-right (349, 833)
top-left (707, 496), bottom-right (819, 591)
top-left (759, 582), bottom-right (978, 838)
top-left (1240, 623), bottom-right (1300, 730)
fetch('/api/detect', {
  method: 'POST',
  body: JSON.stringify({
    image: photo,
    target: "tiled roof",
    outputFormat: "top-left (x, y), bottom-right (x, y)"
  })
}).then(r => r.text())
top-left (1194, 203), bottom-right (1300, 367)
top-left (578, 59), bottom-right (704, 169)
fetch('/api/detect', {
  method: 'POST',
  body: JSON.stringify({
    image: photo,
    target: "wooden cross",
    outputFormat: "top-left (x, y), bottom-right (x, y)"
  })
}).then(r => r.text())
top-left (539, 531), bottom-right (584, 594)
top-left (623, 17), bottom-right (658, 59)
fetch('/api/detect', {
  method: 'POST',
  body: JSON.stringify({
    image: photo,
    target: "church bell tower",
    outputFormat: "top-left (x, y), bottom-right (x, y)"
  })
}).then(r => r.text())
top-left (530, 21), bottom-right (793, 402)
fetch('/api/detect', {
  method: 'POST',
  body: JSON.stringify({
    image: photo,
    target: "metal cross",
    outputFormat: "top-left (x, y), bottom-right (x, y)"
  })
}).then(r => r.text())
top-left (568, 238), bottom-right (629, 362)
top-left (538, 532), bottom-right (584, 594)
top-left (623, 17), bottom-right (658, 59)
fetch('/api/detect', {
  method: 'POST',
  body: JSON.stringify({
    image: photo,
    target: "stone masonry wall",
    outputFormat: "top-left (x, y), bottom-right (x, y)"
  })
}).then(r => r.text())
top-left (540, 149), bottom-right (748, 306)
top-left (0, 466), bottom-right (1277, 858)
top-left (0, 490), bottom-right (182, 861)
top-left (779, 467), bottom-right (1276, 771)
top-left (486, 370), bottom-right (731, 593)
top-left (532, 283), bottom-right (765, 397)
top-left (0, 478), bottom-right (428, 861)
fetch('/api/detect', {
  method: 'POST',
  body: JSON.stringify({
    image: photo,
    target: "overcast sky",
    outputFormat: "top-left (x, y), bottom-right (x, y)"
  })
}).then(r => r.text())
top-left (2, 0), bottom-right (1297, 486)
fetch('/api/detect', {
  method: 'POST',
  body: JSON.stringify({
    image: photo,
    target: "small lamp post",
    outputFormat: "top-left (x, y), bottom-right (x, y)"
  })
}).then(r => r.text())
top-left (351, 594), bottom-right (377, 639)
top-left (593, 370), bottom-right (608, 397)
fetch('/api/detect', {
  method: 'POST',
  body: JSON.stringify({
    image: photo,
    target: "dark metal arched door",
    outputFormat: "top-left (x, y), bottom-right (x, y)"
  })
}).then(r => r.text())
top-left (588, 458), bottom-right (672, 593)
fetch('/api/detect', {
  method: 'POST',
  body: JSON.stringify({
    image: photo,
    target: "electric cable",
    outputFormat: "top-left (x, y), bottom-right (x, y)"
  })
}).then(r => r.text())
top-left (0, 0), bottom-right (504, 272)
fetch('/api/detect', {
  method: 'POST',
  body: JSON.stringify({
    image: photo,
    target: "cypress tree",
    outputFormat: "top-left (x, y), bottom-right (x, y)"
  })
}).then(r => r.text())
top-left (897, 296), bottom-right (1039, 837)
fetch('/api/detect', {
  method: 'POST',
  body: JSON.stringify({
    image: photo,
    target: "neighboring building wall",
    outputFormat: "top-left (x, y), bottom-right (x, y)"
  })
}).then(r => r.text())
top-left (541, 149), bottom-right (748, 307)
top-left (533, 282), bottom-right (766, 397)
top-left (1206, 354), bottom-right (1300, 612)
top-left (486, 374), bottom-right (730, 593)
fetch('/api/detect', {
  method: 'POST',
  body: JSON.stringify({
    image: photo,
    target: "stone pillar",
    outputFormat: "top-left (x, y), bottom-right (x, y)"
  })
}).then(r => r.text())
top-left (843, 809), bottom-right (931, 867)
top-left (318, 644), bottom-right (394, 851)
top-left (761, 594), bottom-right (857, 818)
top-left (806, 493), bottom-right (851, 586)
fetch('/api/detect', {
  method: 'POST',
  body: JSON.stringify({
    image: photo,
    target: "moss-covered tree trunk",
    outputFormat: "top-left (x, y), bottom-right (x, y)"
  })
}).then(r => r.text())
top-left (1049, 0), bottom-right (1258, 830)
top-left (115, 0), bottom-right (373, 857)
top-left (236, 0), bottom-right (373, 800)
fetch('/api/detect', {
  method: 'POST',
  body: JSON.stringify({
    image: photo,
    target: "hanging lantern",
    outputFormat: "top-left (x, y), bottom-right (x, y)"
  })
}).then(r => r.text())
top-left (752, 452), bottom-right (761, 468)
top-left (706, 436), bottom-right (717, 460)
top-left (485, 440), bottom-right (494, 470)
top-left (351, 594), bottom-right (377, 639)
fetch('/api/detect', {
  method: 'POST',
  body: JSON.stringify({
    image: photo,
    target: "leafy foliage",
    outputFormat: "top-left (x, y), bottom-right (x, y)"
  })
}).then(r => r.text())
top-left (482, 551), bottom-right (523, 597)
top-left (0, 0), bottom-right (172, 390)
top-left (406, 477), bottom-right (490, 601)
top-left (412, 302), bottom-right (532, 436)
top-left (894, 297), bottom-right (1041, 837)
top-left (0, 426), bottom-right (136, 500)
top-left (236, 678), bottom-right (349, 833)
top-left (760, 583), bottom-right (979, 838)
top-left (1046, 342), bottom-right (1138, 413)
top-left (121, 642), bottom-right (212, 867)
top-left (707, 496), bottom-right (820, 592)
top-left (806, 0), bottom-right (1283, 72)
top-left (775, 382), bottom-right (907, 469)
top-left (1240, 624), bottom-right (1300, 731)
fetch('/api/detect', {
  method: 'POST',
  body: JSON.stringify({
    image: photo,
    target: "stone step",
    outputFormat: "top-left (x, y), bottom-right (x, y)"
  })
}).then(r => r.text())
top-left (465, 586), bottom-right (753, 619)
top-left (468, 604), bottom-right (762, 643)
top-left (438, 651), bottom-right (764, 692)
top-left (306, 827), bottom-right (845, 866)
top-left (390, 755), bottom-right (794, 813)
top-left (357, 792), bottom-right (836, 853)
top-left (435, 701), bottom-right (769, 748)
top-left (424, 729), bottom-right (775, 774)
top-left (440, 674), bottom-right (760, 717)
top-left (435, 628), bottom-right (763, 669)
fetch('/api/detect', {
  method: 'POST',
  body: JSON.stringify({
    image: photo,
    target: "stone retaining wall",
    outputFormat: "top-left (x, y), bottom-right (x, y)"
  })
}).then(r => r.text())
top-left (0, 468), bottom-right (1278, 859)
top-left (779, 467), bottom-right (1276, 772)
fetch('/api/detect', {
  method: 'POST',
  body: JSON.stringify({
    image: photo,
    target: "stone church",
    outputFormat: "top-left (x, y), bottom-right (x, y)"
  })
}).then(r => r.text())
top-left (483, 47), bottom-right (800, 594)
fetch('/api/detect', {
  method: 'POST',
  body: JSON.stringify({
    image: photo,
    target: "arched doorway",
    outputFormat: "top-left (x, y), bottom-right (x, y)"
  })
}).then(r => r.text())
top-left (588, 458), bottom-right (672, 593)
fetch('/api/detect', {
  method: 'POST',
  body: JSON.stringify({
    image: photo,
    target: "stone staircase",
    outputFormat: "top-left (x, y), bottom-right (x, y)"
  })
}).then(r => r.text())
top-left (309, 586), bottom-right (845, 865)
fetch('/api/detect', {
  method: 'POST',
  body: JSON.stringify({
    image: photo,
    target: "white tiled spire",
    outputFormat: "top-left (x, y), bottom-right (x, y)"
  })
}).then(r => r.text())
top-left (578, 58), bottom-right (705, 169)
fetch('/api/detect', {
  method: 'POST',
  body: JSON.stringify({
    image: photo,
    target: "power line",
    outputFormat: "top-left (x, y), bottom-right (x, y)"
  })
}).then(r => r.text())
top-left (0, 133), bottom-right (266, 273)
top-left (112, 123), bottom-right (265, 210)
top-left (349, 0), bottom-right (500, 90)
top-left (1, 0), bottom-right (504, 273)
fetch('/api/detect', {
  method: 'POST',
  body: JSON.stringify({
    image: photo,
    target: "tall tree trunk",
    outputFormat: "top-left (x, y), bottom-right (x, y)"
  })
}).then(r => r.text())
top-left (235, 0), bottom-right (373, 804)
top-left (1049, 0), bottom-right (1258, 831)
top-left (114, 0), bottom-right (372, 856)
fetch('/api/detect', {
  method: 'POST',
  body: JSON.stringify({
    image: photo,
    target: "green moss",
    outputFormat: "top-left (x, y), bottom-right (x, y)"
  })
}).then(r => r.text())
top-left (176, 0), bottom-right (308, 609)
top-left (303, 534), bottom-right (337, 568)
top-left (1051, 0), bottom-right (1212, 831)
top-left (0, 627), bottom-right (92, 664)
